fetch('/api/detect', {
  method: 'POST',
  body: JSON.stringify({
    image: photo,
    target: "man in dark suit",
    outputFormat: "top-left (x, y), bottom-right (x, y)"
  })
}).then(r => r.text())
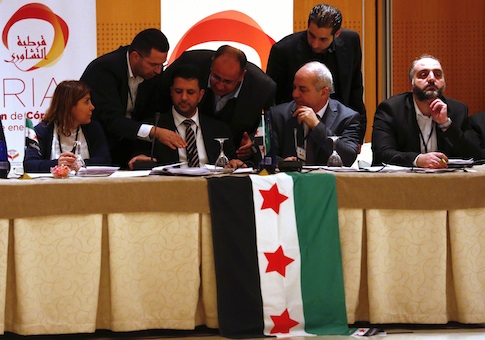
top-left (267, 3), bottom-right (366, 144)
top-left (160, 45), bottom-right (276, 162)
top-left (129, 65), bottom-right (244, 169)
top-left (469, 112), bottom-right (485, 160)
top-left (372, 54), bottom-right (481, 168)
top-left (270, 62), bottom-right (360, 166)
top-left (80, 28), bottom-right (185, 168)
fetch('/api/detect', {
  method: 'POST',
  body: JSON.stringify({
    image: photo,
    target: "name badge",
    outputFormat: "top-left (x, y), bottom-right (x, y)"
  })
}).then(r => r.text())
top-left (296, 146), bottom-right (306, 161)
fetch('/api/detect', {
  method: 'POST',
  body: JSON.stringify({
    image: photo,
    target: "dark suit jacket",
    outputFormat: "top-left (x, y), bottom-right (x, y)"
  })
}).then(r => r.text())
top-left (134, 110), bottom-right (236, 166)
top-left (266, 29), bottom-right (366, 143)
top-left (160, 50), bottom-right (276, 149)
top-left (371, 92), bottom-right (481, 166)
top-left (23, 121), bottom-right (111, 172)
top-left (270, 99), bottom-right (360, 166)
top-left (469, 112), bottom-right (485, 160)
top-left (80, 46), bottom-right (163, 168)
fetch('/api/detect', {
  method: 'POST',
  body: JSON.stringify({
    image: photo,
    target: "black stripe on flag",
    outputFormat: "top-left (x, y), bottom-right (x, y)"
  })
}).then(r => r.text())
top-left (207, 176), bottom-right (267, 338)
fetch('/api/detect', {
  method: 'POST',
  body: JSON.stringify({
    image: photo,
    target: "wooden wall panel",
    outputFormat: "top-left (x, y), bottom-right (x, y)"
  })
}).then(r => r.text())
top-left (392, 1), bottom-right (485, 115)
top-left (293, 0), bottom-right (363, 36)
top-left (96, 0), bottom-right (160, 56)
top-left (293, 1), bottom-right (376, 141)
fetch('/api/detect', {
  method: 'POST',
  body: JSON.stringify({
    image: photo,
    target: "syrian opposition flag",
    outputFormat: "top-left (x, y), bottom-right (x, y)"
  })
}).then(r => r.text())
top-left (207, 173), bottom-right (353, 338)
top-left (25, 118), bottom-right (40, 153)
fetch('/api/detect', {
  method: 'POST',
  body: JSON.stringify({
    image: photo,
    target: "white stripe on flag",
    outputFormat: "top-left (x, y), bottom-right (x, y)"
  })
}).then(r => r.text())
top-left (250, 173), bottom-right (311, 337)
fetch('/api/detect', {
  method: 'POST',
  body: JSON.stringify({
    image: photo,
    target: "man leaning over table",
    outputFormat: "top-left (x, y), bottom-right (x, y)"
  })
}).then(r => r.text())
top-left (80, 28), bottom-right (186, 169)
top-left (160, 45), bottom-right (276, 164)
top-left (371, 54), bottom-right (481, 168)
top-left (269, 61), bottom-right (360, 166)
top-left (128, 64), bottom-right (244, 170)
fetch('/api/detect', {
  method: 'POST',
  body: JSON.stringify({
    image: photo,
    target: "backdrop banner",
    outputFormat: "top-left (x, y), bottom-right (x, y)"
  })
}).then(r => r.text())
top-left (0, 0), bottom-right (96, 175)
top-left (161, 0), bottom-right (292, 71)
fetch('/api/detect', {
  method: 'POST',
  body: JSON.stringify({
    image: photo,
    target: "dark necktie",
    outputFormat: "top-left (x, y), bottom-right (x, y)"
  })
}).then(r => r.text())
top-left (183, 119), bottom-right (199, 167)
top-left (306, 135), bottom-right (317, 165)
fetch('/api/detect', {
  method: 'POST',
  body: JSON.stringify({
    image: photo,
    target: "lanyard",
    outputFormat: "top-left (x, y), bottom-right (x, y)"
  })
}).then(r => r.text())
top-left (417, 123), bottom-right (434, 153)
top-left (58, 127), bottom-right (80, 154)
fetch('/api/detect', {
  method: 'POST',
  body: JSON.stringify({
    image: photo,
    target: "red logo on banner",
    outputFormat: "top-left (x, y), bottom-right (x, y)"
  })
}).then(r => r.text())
top-left (168, 10), bottom-right (275, 71)
top-left (2, 3), bottom-right (69, 72)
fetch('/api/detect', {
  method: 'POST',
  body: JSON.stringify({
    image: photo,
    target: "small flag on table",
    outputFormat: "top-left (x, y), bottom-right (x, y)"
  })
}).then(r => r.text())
top-left (25, 118), bottom-right (40, 153)
top-left (207, 172), bottom-right (353, 338)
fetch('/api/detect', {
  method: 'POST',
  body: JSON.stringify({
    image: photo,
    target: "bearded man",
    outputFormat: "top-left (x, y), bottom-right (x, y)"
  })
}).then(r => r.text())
top-left (371, 54), bottom-right (480, 168)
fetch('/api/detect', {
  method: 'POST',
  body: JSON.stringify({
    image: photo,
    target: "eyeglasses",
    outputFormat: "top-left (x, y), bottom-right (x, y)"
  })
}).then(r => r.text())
top-left (138, 53), bottom-right (167, 70)
top-left (210, 73), bottom-right (240, 86)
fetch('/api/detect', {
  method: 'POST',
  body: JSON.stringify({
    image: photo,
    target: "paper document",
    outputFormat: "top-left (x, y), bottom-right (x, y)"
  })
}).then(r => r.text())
top-left (76, 166), bottom-right (119, 177)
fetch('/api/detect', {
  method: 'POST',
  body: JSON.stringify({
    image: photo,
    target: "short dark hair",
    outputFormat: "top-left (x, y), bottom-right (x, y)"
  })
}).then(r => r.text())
top-left (408, 54), bottom-right (442, 81)
top-left (212, 45), bottom-right (247, 74)
top-left (128, 28), bottom-right (169, 57)
top-left (308, 3), bottom-right (342, 35)
top-left (171, 64), bottom-right (203, 88)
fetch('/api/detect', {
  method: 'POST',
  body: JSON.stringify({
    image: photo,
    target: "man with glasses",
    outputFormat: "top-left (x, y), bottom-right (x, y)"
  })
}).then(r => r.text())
top-left (128, 64), bottom-right (244, 170)
top-left (81, 28), bottom-right (185, 168)
top-left (161, 45), bottom-right (276, 163)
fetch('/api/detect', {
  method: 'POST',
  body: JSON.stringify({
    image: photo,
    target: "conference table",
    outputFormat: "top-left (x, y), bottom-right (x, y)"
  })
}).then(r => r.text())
top-left (0, 167), bottom-right (484, 335)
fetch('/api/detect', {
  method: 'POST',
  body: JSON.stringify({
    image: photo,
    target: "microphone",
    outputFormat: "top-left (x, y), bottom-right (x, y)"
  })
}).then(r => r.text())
top-left (133, 112), bottom-right (160, 170)
top-left (150, 112), bottom-right (160, 162)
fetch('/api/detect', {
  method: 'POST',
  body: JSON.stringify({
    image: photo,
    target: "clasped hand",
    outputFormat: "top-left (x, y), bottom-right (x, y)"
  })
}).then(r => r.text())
top-left (293, 106), bottom-right (320, 129)
top-left (428, 98), bottom-right (448, 125)
top-left (57, 152), bottom-right (81, 171)
top-left (416, 152), bottom-right (449, 169)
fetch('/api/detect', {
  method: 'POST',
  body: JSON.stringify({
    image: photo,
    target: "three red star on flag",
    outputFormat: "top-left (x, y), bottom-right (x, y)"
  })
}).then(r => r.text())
top-left (259, 183), bottom-right (288, 214)
top-left (259, 182), bottom-right (299, 335)
top-left (264, 245), bottom-right (294, 276)
top-left (270, 309), bottom-right (299, 334)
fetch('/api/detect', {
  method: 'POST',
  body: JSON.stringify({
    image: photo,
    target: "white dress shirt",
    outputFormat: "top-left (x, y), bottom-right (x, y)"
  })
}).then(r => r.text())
top-left (172, 108), bottom-right (208, 167)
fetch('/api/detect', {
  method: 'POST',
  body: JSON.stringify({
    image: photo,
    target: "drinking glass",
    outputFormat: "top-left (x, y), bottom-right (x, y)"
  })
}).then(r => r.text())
top-left (214, 138), bottom-right (229, 171)
top-left (327, 136), bottom-right (343, 167)
top-left (72, 141), bottom-right (86, 173)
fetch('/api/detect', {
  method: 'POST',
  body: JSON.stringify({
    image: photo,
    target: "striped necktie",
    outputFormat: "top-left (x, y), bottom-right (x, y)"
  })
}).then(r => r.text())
top-left (183, 119), bottom-right (199, 167)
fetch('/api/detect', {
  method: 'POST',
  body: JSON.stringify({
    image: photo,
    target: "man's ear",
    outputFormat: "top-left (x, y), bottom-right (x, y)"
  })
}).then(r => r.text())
top-left (334, 29), bottom-right (342, 39)
top-left (321, 86), bottom-right (329, 100)
top-left (198, 88), bottom-right (205, 104)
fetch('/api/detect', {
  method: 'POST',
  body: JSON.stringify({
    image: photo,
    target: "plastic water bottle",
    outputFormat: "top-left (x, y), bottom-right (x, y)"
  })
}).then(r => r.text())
top-left (0, 140), bottom-right (9, 179)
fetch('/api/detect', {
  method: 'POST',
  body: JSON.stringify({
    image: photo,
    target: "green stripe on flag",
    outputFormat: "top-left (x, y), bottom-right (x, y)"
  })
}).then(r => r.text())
top-left (26, 118), bottom-right (34, 129)
top-left (288, 172), bottom-right (352, 335)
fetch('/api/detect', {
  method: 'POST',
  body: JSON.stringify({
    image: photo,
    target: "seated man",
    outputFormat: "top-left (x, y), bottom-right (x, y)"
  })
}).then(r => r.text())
top-left (267, 3), bottom-right (366, 145)
top-left (161, 45), bottom-right (276, 162)
top-left (269, 61), bottom-right (360, 166)
top-left (129, 64), bottom-right (243, 169)
top-left (372, 54), bottom-right (480, 168)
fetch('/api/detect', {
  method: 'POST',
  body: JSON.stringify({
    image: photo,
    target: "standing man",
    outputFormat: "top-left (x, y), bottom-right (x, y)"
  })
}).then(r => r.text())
top-left (267, 3), bottom-right (366, 144)
top-left (161, 45), bottom-right (276, 163)
top-left (129, 64), bottom-right (243, 169)
top-left (80, 28), bottom-right (185, 168)
top-left (270, 62), bottom-right (360, 166)
top-left (372, 54), bottom-right (480, 168)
